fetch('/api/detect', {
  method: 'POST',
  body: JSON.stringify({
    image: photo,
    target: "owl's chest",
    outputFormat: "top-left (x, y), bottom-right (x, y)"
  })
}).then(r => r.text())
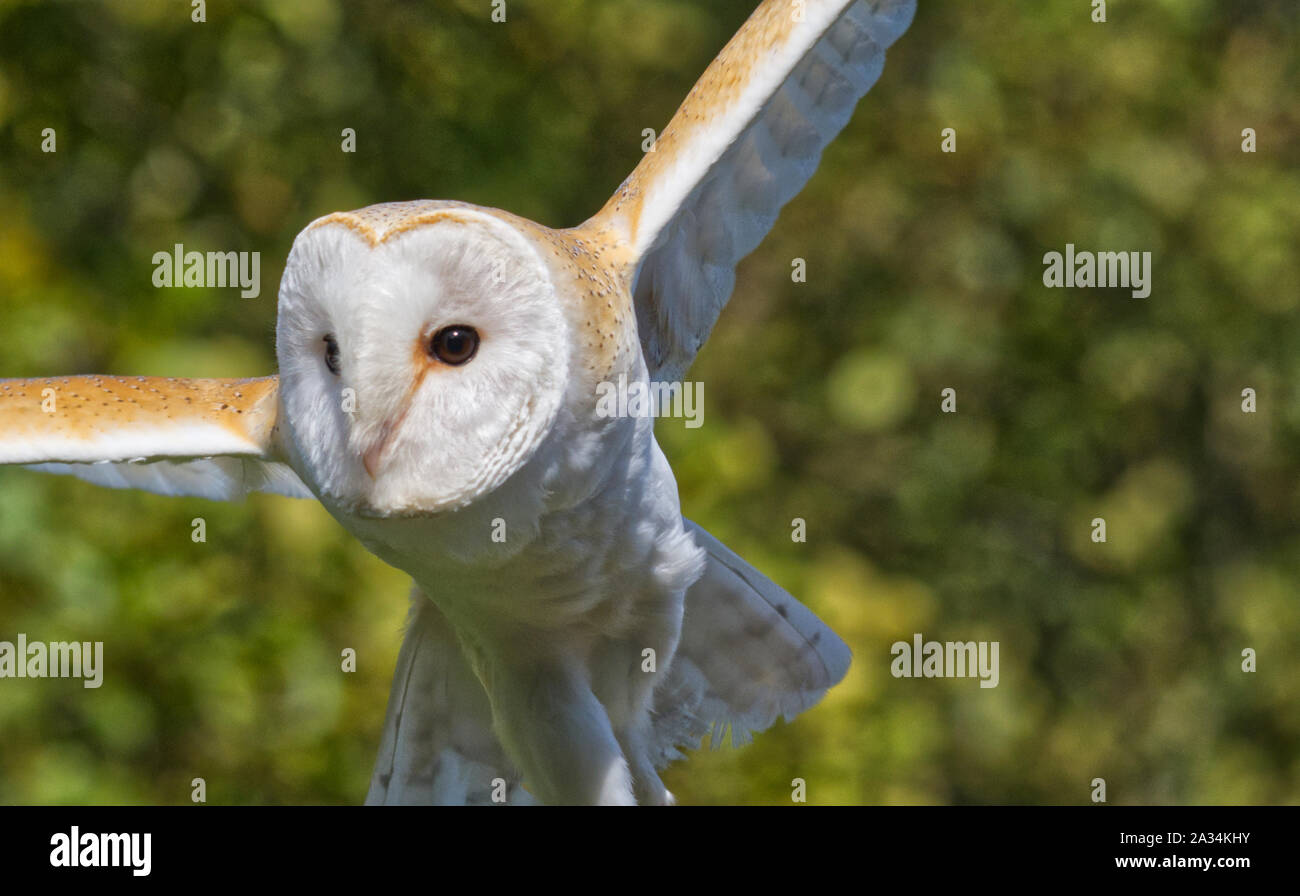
top-left (412, 440), bottom-right (698, 653)
top-left (434, 482), bottom-right (684, 635)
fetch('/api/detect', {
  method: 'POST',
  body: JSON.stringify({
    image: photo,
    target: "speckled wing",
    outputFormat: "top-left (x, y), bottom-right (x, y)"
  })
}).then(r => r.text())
top-left (592, 0), bottom-right (916, 382)
top-left (0, 375), bottom-right (311, 500)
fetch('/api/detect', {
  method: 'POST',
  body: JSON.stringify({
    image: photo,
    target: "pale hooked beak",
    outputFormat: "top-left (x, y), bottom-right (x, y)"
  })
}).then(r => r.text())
top-left (356, 350), bottom-right (430, 479)
top-left (360, 401), bottom-right (413, 479)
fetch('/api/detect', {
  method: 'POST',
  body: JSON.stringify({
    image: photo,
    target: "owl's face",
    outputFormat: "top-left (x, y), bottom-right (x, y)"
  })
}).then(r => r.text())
top-left (275, 203), bottom-right (571, 519)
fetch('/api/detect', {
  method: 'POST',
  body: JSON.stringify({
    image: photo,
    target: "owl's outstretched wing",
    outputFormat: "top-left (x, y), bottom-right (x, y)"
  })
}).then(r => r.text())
top-left (0, 374), bottom-right (311, 500)
top-left (651, 520), bottom-right (851, 765)
top-left (589, 0), bottom-right (915, 382)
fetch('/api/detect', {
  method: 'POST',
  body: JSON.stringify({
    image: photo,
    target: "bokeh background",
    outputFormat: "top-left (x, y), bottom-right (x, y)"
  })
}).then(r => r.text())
top-left (1, 0), bottom-right (1297, 805)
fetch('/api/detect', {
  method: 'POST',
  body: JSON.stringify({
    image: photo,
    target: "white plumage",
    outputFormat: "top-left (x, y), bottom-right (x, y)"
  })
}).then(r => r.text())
top-left (0, 0), bottom-right (914, 804)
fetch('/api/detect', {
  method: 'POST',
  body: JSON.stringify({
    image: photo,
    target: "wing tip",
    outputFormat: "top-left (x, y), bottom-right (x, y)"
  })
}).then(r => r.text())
top-left (860, 0), bottom-right (918, 47)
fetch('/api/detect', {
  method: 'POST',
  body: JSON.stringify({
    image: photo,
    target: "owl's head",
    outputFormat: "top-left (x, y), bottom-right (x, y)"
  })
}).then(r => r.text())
top-left (275, 202), bottom-right (572, 520)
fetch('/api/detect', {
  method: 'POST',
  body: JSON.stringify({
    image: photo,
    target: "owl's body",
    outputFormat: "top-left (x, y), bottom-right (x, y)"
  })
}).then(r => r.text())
top-left (0, 0), bottom-right (916, 804)
top-left (292, 201), bottom-right (816, 804)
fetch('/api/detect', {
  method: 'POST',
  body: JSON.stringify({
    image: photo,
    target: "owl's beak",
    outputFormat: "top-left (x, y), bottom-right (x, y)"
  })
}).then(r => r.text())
top-left (364, 413), bottom-right (403, 481)
top-left (361, 432), bottom-right (389, 479)
top-left (358, 350), bottom-right (429, 479)
top-left (360, 403), bottom-right (411, 478)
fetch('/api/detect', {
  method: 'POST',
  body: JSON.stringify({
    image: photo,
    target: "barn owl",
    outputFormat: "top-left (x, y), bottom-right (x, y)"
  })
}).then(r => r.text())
top-left (0, 0), bottom-right (914, 805)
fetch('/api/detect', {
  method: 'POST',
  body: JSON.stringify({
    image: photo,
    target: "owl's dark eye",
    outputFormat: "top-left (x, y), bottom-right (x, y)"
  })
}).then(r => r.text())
top-left (428, 325), bottom-right (479, 366)
top-left (323, 333), bottom-right (341, 375)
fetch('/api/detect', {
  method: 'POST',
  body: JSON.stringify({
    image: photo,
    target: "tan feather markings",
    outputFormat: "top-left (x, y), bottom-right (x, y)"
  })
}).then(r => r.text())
top-left (592, 0), bottom-right (809, 245)
top-left (312, 199), bottom-right (641, 385)
top-left (0, 375), bottom-right (280, 459)
top-left (308, 201), bottom-right (482, 247)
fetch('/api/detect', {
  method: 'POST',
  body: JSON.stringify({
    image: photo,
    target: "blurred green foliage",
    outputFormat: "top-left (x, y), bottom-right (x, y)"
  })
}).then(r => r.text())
top-left (1, 0), bottom-right (1298, 805)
